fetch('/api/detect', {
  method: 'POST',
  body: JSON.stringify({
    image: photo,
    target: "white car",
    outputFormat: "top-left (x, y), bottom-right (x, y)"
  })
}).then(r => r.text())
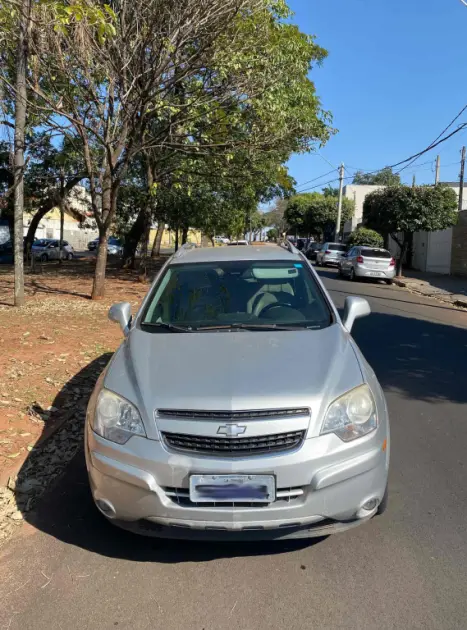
top-left (32, 239), bottom-right (74, 261)
top-left (228, 240), bottom-right (249, 246)
top-left (214, 237), bottom-right (230, 245)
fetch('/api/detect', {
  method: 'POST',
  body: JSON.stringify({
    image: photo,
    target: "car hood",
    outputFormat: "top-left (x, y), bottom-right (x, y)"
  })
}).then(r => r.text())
top-left (104, 324), bottom-right (364, 438)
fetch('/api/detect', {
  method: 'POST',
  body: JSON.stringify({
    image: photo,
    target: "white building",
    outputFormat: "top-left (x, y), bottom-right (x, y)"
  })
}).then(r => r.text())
top-left (342, 182), bottom-right (466, 275)
top-left (342, 185), bottom-right (385, 238)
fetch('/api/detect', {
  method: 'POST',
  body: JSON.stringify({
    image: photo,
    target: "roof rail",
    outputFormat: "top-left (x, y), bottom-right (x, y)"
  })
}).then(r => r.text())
top-left (278, 239), bottom-right (299, 255)
top-left (172, 242), bottom-right (198, 259)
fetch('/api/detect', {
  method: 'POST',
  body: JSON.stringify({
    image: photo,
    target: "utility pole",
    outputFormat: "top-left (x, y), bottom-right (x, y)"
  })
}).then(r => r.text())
top-left (412, 174), bottom-right (416, 188)
top-left (435, 155), bottom-right (440, 185)
top-left (334, 163), bottom-right (345, 242)
top-left (459, 146), bottom-right (466, 213)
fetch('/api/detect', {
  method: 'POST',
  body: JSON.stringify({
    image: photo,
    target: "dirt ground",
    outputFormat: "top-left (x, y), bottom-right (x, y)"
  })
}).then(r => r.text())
top-left (0, 255), bottom-right (165, 486)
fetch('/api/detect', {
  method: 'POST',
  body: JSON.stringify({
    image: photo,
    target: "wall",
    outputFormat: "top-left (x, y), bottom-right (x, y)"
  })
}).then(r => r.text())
top-left (342, 184), bottom-right (385, 237)
top-left (451, 210), bottom-right (467, 276)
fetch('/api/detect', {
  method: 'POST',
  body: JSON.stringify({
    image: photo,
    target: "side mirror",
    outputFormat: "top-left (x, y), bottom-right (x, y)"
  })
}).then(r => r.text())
top-left (108, 302), bottom-right (132, 336)
top-left (342, 296), bottom-right (371, 332)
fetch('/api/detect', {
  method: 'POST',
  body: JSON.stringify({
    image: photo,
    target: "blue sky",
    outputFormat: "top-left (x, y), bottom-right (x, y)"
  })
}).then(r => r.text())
top-left (287, 0), bottom-right (467, 193)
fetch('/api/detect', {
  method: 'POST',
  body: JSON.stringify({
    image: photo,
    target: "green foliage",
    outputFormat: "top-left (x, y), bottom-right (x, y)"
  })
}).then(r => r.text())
top-left (267, 228), bottom-right (279, 240)
top-left (363, 185), bottom-right (458, 235)
top-left (285, 192), bottom-right (354, 238)
top-left (352, 167), bottom-right (400, 186)
top-left (347, 227), bottom-right (384, 248)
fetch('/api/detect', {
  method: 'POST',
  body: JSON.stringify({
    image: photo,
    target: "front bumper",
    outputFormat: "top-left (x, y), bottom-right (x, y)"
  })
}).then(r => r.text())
top-left (85, 425), bottom-right (389, 539)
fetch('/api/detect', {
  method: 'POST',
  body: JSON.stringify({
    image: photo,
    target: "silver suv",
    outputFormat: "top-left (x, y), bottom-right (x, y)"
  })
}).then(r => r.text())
top-left (85, 243), bottom-right (390, 540)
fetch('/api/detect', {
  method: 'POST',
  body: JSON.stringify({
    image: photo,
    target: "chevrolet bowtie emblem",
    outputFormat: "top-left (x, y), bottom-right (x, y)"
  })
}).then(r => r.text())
top-left (217, 424), bottom-right (247, 437)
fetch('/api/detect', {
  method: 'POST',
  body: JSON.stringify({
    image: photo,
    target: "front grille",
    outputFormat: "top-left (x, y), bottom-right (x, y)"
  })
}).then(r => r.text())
top-left (163, 486), bottom-right (305, 508)
top-left (157, 408), bottom-right (309, 421)
top-left (162, 430), bottom-right (305, 456)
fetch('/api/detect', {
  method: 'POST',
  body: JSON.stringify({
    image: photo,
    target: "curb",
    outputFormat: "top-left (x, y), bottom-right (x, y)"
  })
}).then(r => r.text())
top-left (393, 278), bottom-right (467, 309)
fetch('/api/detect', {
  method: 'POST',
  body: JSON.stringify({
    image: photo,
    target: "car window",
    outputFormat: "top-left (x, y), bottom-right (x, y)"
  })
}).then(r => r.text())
top-left (328, 244), bottom-right (347, 252)
top-left (63, 241), bottom-right (69, 246)
top-left (142, 260), bottom-right (332, 331)
top-left (361, 248), bottom-right (391, 258)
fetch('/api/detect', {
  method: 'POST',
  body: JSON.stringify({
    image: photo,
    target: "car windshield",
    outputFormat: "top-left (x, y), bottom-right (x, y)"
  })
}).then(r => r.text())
top-left (328, 244), bottom-right (347, 252)
top-left (141, 260), bottom-right (332, 331)
top-left (361, 248), bottom-right (391, 258)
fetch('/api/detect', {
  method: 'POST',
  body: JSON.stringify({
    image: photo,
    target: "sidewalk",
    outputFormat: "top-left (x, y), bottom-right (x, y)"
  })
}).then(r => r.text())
top-left (393, 270), bottom-right (467, 308)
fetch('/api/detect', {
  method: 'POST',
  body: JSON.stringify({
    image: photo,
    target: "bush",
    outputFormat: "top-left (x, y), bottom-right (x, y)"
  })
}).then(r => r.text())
top-left (347, 227), bottom-right (384, 248)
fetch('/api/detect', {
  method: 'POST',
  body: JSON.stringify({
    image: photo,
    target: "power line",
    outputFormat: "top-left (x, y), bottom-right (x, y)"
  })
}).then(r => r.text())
top-left (397, 103), bottom-right (467, 174)
top-left (296, 168), bottom-right (336, 191)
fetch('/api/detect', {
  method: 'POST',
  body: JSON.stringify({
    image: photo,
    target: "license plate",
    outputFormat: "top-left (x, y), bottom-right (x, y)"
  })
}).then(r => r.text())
top-left (189, 474), bottom-right (275, 503)
top-left (366, 271), bottom-right (384, 277)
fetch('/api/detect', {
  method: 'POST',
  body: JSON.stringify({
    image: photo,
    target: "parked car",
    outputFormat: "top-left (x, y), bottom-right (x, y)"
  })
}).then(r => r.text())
top-left (88, 237), bottom-right (123, 255)
top-left (85, 242), bottom-right (390, 540)
top-left (214, 236), bottom-right (230, 245)
top-left (304, 242), bottom-right (322, 261)
top-left (338, 246), bottom-right (396, 284)
top-left (107, 237), bottom-right (123, 256)
top-left (316, 242), bottom-right (347, 266)
top-left (31, 239), bottom-right (74, 261)
top-left (0, 240), bottom-right (13, 264)
top-left (228, 240), bottom-right (249, 246)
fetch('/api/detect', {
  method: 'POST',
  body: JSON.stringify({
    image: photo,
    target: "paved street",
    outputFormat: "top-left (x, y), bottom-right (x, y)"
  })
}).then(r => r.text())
top-left (1, 268), bottom-right (467, 630)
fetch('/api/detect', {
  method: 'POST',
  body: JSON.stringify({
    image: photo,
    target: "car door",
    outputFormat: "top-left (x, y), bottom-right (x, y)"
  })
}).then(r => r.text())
top-left (49, 241), bottom-right (59, 260)
top-left (317, 243), bottom-right (327, 264)
top-left (344, 247), bottom-right (356, 273)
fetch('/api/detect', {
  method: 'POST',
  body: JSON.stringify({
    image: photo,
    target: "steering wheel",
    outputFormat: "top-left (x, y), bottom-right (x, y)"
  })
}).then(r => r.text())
top-left (259, 302), bottom-right (296, 316)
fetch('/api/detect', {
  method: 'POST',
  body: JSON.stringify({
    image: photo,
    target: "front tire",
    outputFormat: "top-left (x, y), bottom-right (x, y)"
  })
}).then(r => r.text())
top-left (66, 252), bottom-right (73, 260)
top-left (349, 267), bottom-right (355, 281)
top-left (40, 253), bottom-right (48, 262)
top-left (385, 279), bottom-right (393, 285)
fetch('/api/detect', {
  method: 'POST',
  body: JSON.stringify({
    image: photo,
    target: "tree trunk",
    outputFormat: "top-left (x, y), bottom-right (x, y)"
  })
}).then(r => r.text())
top-left (181, 226), bottom-right (188, 245)
top-left (175, 227), bottom-right (179, 252)
top-left (13, 0), bottom-right (31, 307)
top-left (151, 224), bottom-right (164, 257)
top-left (405, 232), bottom-right (414, 269)
top-left (91, 167), bottom-right (114, 298)
top-left (122, 207), bottom-right (147, 269)
top-left (92, 230), bottom-right (108, 300)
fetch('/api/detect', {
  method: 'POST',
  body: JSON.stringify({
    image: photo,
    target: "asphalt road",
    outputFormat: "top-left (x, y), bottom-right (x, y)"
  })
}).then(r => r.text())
top-left (2, 268), bottom-right (467, 630)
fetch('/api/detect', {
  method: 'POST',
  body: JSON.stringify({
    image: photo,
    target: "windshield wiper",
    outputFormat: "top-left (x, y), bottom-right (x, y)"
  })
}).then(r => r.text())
top-left (141, 322), bottom-right (193, 333)
top-left (196, 323), bottom-right (319, 332)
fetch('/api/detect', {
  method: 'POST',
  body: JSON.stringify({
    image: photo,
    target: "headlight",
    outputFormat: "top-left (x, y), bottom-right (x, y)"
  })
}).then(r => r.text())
top-left (320, 385), bottom-right (377, 442)
top-left (93, 389), bottom-right (146, 444)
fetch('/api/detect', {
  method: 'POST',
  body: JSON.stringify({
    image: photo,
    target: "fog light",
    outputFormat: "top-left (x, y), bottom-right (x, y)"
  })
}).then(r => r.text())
top-left (96, 499), bottom-right (116, 519)
top-left (362, 498), bottom-right (379, 511)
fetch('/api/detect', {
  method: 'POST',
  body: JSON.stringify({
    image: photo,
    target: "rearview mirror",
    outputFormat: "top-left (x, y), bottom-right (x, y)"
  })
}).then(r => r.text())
top-left (342, 296), bottom-right (371, 332)
top-left (108, 302), bottom-right (132, 336)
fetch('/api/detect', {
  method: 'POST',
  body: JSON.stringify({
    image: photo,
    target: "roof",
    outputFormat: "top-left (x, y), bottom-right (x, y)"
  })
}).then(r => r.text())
top-left (170, 244), bottom-right (301, 265)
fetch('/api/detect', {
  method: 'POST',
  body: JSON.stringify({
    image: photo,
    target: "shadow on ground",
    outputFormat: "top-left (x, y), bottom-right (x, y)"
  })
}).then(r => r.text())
top-left (0, 255), bottom-right (168, 306)
top-left (14, 309), bottom-right (467, 560)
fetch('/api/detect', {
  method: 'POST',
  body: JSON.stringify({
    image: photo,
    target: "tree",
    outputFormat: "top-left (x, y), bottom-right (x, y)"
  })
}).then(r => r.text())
top-left (16, 0), bottom-right (331, 299)
top-left (346, 227), bottom-right (384, 248)
top-left (267, 228), bottom-right (278, 241)
top-left (285, 192), bottom-right (354, 240)
top-left (352, 167), bottom-right (400, 186)
top-left (363, 185), bottom-right (458, 275)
